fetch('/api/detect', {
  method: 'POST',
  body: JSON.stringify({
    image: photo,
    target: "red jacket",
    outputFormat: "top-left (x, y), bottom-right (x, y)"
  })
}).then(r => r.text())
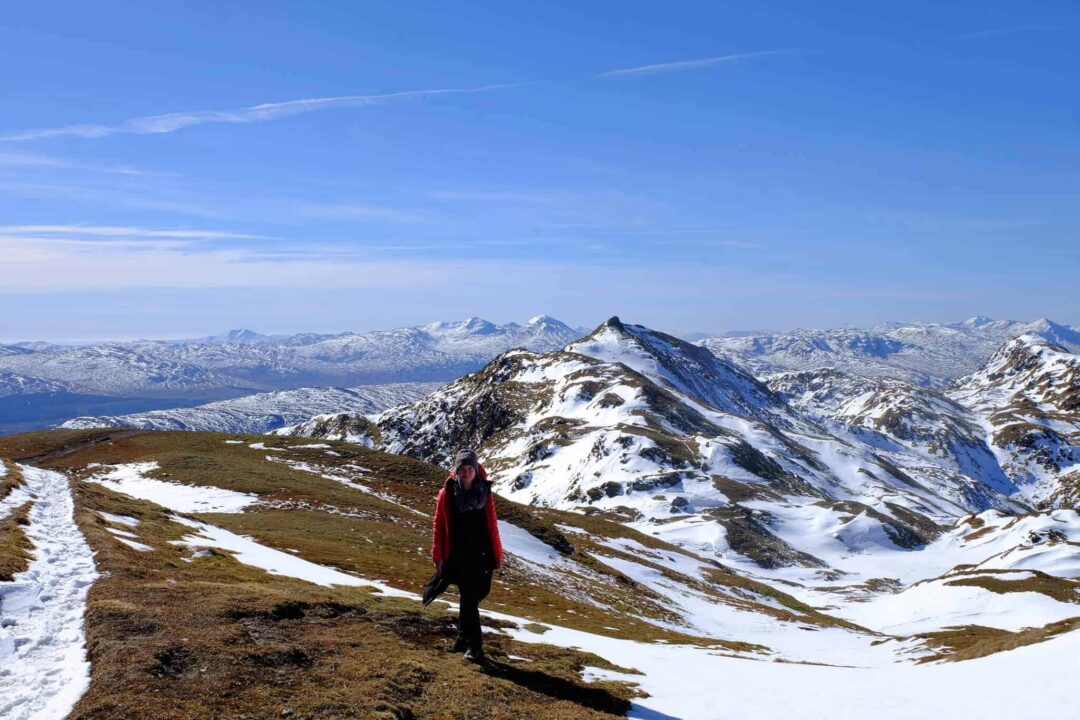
top-left (431, 465), bottom-right (503, 569)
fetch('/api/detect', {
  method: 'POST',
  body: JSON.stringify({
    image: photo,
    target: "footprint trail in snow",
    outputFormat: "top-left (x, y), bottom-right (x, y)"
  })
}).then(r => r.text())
top-left (0, 466), bottom-right (99, 720)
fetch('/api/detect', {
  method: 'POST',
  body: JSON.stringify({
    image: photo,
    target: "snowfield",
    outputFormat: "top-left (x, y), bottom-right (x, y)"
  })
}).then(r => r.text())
top-left (501, 615), bottom-right (1080, 720)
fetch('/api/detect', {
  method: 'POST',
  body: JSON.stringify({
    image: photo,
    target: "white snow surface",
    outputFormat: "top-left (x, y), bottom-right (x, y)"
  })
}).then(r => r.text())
top-left (836, 572), bottom-right (1080, 635)
top-left (114, 537), bottom-right (153, 552)
top-left (0, 466), bottom-right (99, 720)
top-left (498, 521), bottom-right (573, 572)
top-left (84, 461), bottom-right (259, 514)
top-left (500, 615), bottom-right (1080, 720)
top-left (97, 511), bottom-right (139, 527)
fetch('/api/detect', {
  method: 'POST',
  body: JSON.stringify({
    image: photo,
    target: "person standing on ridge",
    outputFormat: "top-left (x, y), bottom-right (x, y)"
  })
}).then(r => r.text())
top-left (430, 448), bottom-right (503, 663)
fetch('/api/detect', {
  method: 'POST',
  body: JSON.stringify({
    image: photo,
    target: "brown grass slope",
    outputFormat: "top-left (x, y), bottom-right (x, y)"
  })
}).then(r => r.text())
top-left (0, 460), bottom-right (32, 580)
top-left (0, 501), bottom-right (33, 581)
top-left (1, 458), bottom-right (24, 502)
top-left (915, 618), bottom-right (1080, 664)
top-left (70, 480), bottom-right (639, 720)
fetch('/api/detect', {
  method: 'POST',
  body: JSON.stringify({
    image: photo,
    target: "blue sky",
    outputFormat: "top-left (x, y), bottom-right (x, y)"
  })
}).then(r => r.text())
top-left (1, 1), bottom-right (1077, 341)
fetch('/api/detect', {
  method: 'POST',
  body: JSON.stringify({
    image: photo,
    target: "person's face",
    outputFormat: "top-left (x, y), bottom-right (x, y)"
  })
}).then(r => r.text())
top-left (456, 463), bottom-right (477, 485)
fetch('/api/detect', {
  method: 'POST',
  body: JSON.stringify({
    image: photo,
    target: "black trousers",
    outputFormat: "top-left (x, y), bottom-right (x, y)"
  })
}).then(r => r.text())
top-left (455, 564), bottom-right (493, 651)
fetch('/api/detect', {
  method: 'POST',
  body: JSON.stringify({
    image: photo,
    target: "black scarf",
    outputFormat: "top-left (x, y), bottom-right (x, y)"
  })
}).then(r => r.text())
top-left (451, 475), bottom-right (489, 513)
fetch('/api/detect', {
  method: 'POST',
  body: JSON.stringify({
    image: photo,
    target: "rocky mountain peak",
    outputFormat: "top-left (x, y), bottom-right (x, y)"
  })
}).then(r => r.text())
top-left (961, 315), bottom-right (998, 328)
top-left (1025, 318), bottom-right (1080, 349)
top-left (567, 317), bottom-right (779, 418)
top-left (600, 315), bottom-right (626, 332)
top-left (979, 334), bottom-right (1067, 381)
top-left (526, 314), bottom-right (560, 327)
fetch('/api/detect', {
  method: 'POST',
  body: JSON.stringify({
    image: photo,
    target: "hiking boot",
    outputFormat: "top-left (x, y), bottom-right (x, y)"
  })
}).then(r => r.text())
top-left (450, 636), bottom-right (468, 653)
top-left (463, 646), bottom-right (485, 664)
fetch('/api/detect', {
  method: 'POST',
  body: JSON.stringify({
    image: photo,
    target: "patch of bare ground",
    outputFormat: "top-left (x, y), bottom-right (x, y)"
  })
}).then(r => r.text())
top-left (0, 499), bottom-right (33, 580)
top-left (943, 569), bottom-right (1080, 605)
top-left (0, 458), bottom-right (24, 502)
top-left (914, 617), bottom-right (1080, 663)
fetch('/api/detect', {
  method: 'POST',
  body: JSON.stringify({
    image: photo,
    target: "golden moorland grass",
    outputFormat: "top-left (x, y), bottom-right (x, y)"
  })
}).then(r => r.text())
top-left (19, 429), bottom-right (831, 646)
top-left (0, 500), bottom-right (32, 580)
top-left (0, 458), bottom-right (23, 501)
top-left (0, 428), bottom-right (839, 717)
top-left (0, 460), bottom-right (31, 580)
top-left (943, 569), bottom-right (1080, 605)
top-left (914, 617), bottom-right (1080, 664)
top-left (69, 479), bottom-right (641, 720)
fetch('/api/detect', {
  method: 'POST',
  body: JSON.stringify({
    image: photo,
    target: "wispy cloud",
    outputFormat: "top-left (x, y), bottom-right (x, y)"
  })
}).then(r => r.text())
top-left (429, 189), bottom-right (555, 204)
top-left (0, 84), bottom-right (518, 143)
top-left (959, 24), bottom-right (1065, 40)
top-left (296, 203), bottom-right (426, 222)
top-left (0, 224), bottom-right (266, 242)
top-left (598, 49), bottom-right (797, 78)
top-left (0, 152), bottom-right (164, 176)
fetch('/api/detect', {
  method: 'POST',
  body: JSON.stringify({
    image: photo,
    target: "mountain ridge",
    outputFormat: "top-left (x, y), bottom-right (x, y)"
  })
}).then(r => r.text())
top-left (698, 316), bottom-right (1080, 386)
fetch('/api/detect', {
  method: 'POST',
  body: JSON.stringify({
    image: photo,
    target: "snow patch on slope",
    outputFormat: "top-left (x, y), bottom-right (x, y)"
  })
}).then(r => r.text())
top-left (171, 517), bottom-right (413, 597)
top-left (84, 462), bottom-right (259, 513)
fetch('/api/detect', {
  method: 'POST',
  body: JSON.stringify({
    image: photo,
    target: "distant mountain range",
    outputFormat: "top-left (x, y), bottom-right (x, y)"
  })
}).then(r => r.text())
top-left (8, 314), bottom-right (1078, 439)
top-left (698, 316), bottom-right (1080, 386)
top-left (59, 382), bottom-right (442, 434)
top-left (0, 315), bottom-right (583, 433)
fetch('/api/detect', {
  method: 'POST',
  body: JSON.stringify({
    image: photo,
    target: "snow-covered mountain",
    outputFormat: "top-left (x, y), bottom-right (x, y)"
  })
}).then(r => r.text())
top-left (0, 370), bottom-right (72, 396)
top-left (951, 335), bottom-right (1080, 507)
top-left (566, 317), bottom-right (781, 419)
top-left (699, 317), bottom-right (1080, 386)
top-left (0, 316), bottom-right (583, 400)
top-left (768, 335), bottom-right (1080, 510)
top-left (768, 368), bottom-right (1007, 487)
top-left (3, 329), bottom-right (1080, 718)
top-left (0, 316), bottom-right (583, 433)
top-left (59, 382), bottom-right (442, 434)
top-left (280, 317), bottom-right (1080, 590)
top-left (0, 344), bottom-right (230, 398)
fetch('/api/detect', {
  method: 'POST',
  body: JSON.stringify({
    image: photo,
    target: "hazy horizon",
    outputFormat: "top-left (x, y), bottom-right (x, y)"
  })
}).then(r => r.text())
top-left (3, 311), bottom-right (1076, 346)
